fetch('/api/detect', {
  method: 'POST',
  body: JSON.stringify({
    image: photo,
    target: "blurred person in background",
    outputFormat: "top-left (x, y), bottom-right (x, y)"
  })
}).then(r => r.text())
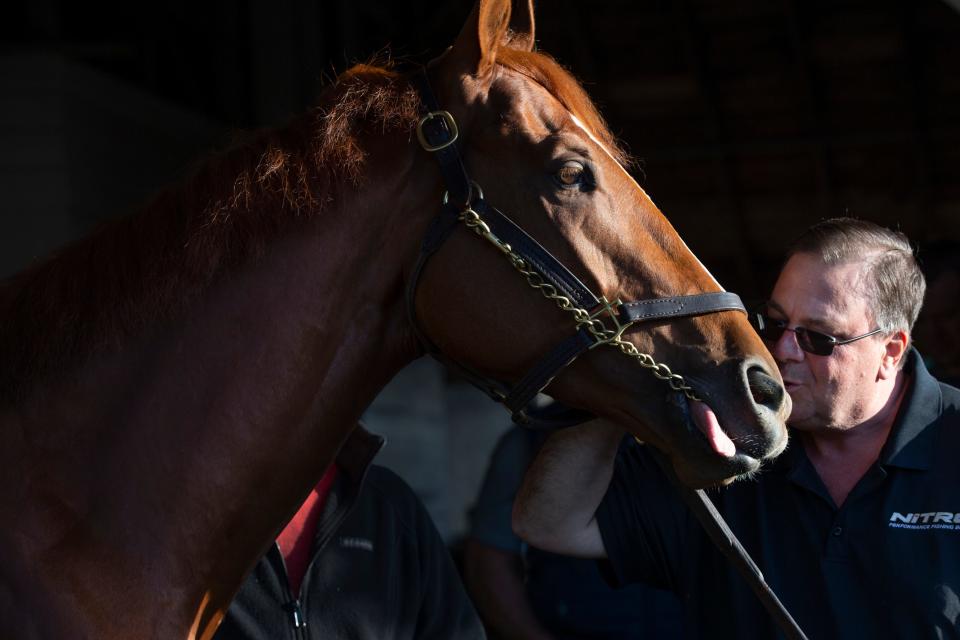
top-left (465, 424), bottom-right (683, 640)
top-left (214, 424), bottom-right (486, 640)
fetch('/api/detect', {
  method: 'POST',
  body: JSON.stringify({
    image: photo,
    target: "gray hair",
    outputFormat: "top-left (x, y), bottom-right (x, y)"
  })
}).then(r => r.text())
top-left (785, 218), bottom-right (926, 345)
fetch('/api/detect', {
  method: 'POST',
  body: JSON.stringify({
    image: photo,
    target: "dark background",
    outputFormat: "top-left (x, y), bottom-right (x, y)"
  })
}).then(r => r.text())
top-left (4, 0), bottom-right (959, 297)
top-left (3, 0), bottom-right (960, 548)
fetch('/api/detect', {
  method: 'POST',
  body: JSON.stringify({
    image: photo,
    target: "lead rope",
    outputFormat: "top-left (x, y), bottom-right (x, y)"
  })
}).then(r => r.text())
top-left (647, 444), bottom-right (810, 640)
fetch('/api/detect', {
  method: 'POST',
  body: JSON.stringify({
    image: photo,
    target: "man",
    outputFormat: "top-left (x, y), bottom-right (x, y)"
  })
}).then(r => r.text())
top-left (513, 218), bottom-right (960, 639)
top-left (214, 424), bottom-right (486, 640)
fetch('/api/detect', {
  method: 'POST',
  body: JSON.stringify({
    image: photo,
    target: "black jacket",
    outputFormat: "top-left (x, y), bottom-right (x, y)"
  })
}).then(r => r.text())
top-left (215, 426), bottom-right (486, 640)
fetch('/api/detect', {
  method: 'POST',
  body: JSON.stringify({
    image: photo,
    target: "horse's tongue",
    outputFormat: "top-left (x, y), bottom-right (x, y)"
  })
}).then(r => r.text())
top-left (691, 401), bottom-right (736, 458)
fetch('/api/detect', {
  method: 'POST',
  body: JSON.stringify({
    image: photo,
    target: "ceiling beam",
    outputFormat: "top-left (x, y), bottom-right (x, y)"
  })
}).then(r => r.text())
top-left (942, 0), bottom-right (960, 15)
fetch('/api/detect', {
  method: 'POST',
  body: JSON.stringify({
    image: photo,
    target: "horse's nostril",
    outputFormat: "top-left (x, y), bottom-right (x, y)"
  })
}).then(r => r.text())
top-left (746, 365), bottom-right (785, 411)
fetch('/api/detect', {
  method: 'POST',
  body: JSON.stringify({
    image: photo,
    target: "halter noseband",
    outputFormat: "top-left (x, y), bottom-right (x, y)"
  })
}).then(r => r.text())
top-left (405, 69), bottom-right (746, 428)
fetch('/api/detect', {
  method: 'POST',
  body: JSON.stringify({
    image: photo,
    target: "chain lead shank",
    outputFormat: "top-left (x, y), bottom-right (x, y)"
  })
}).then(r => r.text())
top-left (458, 204), bottom-right (701, 401)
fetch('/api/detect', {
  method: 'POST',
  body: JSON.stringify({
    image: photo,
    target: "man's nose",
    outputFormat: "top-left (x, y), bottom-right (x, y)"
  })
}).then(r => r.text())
top-left (772, 327), bottom-right (804, 363)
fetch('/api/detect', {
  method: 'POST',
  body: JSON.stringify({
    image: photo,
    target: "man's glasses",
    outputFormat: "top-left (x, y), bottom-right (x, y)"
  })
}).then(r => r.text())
top-left (750, 312), bottom-right (883, 357)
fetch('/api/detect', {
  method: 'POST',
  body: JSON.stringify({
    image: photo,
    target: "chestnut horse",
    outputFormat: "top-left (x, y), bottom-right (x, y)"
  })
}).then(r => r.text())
top-left (0, 1), bottom-right (790, 638)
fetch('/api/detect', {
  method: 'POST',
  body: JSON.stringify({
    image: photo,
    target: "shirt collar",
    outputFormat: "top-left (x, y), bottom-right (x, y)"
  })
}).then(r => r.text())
top-left (772, 348), bottom-right (942, 480)
top-left (776, 434), bottom-right (820, 493)
top-left (335, 422), bottom-right (386, 482)
top-left (879, 348), bottom-right (942, 470)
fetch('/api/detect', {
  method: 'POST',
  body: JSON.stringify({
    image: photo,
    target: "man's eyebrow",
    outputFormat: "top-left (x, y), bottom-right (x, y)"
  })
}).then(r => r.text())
top-left (766, 300), bottom-right (786, 315)
top-left (766, 299), bottom-right (838, 332)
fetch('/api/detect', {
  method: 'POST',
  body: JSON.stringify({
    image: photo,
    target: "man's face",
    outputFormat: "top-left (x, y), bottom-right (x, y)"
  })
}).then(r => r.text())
top-left (766, 252), bottom-right (889, 432)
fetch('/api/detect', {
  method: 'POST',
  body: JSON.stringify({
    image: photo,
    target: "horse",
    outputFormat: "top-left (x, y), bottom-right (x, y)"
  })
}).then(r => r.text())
top-left (0, 1), bottom-right (790, 638)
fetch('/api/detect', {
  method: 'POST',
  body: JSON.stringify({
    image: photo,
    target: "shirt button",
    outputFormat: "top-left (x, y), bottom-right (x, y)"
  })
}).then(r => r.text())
top-left (831, 526), bottom-right (843, 537)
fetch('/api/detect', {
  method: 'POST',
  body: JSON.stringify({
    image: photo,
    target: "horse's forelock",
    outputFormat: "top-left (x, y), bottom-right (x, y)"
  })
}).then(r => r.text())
top-left (497, 48), bottom-right (631, 168)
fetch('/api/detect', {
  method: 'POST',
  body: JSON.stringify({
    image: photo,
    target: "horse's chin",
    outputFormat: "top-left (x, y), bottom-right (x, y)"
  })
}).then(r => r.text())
top-left (629, 419), bottom-right (766, 488)
top-left (639, 390), bottom-right (782, 489)
top-left (671, 451), bottom-right (763, 489)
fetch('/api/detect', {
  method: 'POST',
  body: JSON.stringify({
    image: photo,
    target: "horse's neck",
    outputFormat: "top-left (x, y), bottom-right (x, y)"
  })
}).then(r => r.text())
top-left (2, 156), bottom-right (429, 637)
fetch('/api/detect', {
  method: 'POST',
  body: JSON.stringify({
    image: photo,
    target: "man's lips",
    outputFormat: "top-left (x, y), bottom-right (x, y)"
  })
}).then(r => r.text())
top-left (779, 370), bottom-right (803, 388)
top-left (690, 400), bottom-right (736, 458)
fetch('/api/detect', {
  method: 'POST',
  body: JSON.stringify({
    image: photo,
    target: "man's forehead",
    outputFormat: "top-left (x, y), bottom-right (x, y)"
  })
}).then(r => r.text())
top-left (780, 252), bottom-right (867, 291)
top-left (767, 296), bottom-right (852, 326)
top-left (771, 255), bottom-right (869, 327)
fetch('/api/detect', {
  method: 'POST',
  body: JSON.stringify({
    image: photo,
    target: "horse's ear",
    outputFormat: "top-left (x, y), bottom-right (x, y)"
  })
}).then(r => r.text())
top-left (507, 0), bottom-right (536, 52)
top-left (448, 0), bottom-right (535, 78)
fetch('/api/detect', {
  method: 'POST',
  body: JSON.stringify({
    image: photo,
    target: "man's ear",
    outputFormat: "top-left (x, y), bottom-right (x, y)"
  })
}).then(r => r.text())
top-left (878, 330), bottom-right (909, 380)
top-left (446, 0), bottom-right (536, 80)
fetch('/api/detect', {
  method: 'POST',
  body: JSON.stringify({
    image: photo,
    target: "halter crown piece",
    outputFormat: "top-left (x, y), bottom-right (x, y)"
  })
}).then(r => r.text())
top-left (405, 68), bottom-right (747, 428)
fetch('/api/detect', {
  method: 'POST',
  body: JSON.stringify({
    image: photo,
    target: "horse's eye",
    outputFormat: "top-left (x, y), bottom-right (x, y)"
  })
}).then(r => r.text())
top-left (555, 161), bottom-right (585, 187)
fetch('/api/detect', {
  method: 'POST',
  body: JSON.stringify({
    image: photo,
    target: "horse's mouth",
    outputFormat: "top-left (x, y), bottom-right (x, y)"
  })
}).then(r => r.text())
top-left (689, 399), bottom-right (736, 457)
top-left (669, 392), bottom-right (764, 483)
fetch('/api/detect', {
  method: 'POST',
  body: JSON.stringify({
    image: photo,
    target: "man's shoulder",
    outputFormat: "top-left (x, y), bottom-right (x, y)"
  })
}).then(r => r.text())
top-left (908, 349), bottom-right (959, 408)
top-left (900, 349), bottom-right (960, 431)
top-left (358, 465), bottom-right (438, 536)
top-left (490, 425), bottom-right (543, 467)
top-left (934, 382), bottom-right (960, 447)
top-left (938, 380), bottom-right (960, 411)
top-left (362, 465), bottom-right (418, 505)
top-left (607, 441), bottom-right (698, 513)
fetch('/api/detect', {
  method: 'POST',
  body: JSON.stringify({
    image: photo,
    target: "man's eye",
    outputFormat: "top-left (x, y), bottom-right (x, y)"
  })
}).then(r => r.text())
top-left (556, 162), bottom-right (585, 187)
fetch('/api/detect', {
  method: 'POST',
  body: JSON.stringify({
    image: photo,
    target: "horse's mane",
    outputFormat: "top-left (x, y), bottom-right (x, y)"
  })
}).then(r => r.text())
top-left (0, 48), bottom-right (623, 405)
top-left (0, 62), bottom-right (420, 404)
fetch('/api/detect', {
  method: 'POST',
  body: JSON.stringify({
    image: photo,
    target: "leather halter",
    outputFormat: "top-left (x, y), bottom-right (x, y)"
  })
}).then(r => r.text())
top-left (405, 68), bottom-right (809, 640)
top-left (405, 68), bottom-right (746, 427)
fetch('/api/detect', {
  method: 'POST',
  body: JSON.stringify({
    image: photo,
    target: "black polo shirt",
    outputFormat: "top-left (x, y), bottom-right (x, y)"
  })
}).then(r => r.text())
top-left (597, 350), bottom-right (960, 640)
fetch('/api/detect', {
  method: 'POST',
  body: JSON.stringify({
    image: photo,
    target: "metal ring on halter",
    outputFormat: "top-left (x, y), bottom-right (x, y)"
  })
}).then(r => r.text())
top-left (416, 110), bottom-right (459, 152)
top-left (442, 180), bottom-right (483, 207)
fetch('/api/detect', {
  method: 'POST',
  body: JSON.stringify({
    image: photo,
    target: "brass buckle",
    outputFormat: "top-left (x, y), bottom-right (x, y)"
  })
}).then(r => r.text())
top-left (587, 296), bottom-right (630, 348)
top-left (417, 111), bottom-right (459, 152)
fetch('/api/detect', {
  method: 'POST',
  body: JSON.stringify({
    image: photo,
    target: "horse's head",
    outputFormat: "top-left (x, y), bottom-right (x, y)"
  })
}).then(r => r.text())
top-left (411, 0), bottom-right (790, 487)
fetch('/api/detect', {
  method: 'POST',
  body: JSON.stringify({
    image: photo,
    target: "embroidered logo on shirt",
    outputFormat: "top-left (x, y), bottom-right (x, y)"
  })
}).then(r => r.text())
top-left (340, 536), bottom-right (375, 551)
top-left (888, 511), bottom-right (960, 530)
